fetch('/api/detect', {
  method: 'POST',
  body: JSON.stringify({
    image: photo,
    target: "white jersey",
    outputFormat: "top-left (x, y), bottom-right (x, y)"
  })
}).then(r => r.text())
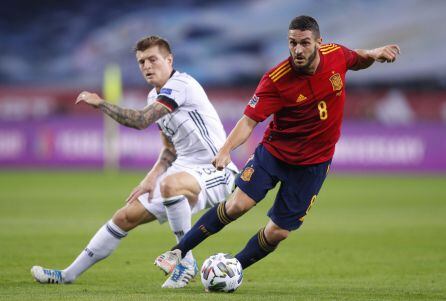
top-left (147, 70), bottom-right (237, 172)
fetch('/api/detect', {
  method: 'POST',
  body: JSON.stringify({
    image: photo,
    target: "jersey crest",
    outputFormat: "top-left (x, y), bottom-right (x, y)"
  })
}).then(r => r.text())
top-left (329, 73), bottom-right (343, 91)
top-left (240, 167), bottom-right (254, 182)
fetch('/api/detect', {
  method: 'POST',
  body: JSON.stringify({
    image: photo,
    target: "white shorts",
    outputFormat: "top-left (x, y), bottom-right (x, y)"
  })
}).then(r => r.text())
top-left (138, 161), bottom-right (237, 224)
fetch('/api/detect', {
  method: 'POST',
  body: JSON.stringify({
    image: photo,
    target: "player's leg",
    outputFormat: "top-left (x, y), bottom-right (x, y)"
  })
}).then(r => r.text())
top-left (31, 201), bottom-right (155, 284)
top-left (160, 171), bottom-right (201, 262)
top-left (182, 186), bottom-right (257, 252)
top-left (158, 171), bottom-right (201, 288)
top-left (155, 146), bottom-right (278, 273)
top-left (62, 201), bottom-right (156, 282)
top-left (155, 187), bottom-right (256, 274)
top-left (235, 158), bottom-right (332, 269)
top-left (161, 165), bottom-right (239, 288)
top-left (235, 219), bottom-right (289, 269)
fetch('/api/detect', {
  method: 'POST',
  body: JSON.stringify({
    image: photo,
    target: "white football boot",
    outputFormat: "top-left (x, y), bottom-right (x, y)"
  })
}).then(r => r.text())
top-left (154, 249), bottom-right (181, 275)
top-left (31, 266), bottom-right (68, 284)
top-left (161, 258), bottom-right (198, 288)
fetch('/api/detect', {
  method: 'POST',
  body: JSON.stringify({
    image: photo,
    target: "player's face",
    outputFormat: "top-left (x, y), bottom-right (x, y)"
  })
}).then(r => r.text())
top-left (288, 29), bottom-right (322, 72)
top-left (136, 46), bottom-right (173, 88)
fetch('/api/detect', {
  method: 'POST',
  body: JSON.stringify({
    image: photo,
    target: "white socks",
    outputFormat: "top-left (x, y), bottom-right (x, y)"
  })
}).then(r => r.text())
top-left (164, 195), bottom-right (194, 262)
top-left (63, 220), bottom-right (127, 282)
top-left (61, 196), bottom-right (193, 282)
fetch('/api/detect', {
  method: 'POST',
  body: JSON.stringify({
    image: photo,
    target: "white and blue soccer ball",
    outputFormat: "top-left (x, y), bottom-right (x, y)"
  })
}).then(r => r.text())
top-left (200, 253), bottom-right (243, 293)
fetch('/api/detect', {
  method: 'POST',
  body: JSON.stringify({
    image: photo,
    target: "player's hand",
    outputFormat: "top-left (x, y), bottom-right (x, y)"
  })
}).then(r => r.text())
top-left (212, 150), bottom-right (231, 171)
top-left (126, 177), bottom-right (156, 204)
top-left (75, 91), bottom-right (104, 108)
top-left (371, 45), bottom-right (400, 63)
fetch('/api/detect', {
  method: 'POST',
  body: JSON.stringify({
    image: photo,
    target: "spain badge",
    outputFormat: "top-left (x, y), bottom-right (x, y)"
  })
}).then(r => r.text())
top-left (240, 167), bottom-right (254, 182)
top-left (329, 73), bottom-right (343, 91)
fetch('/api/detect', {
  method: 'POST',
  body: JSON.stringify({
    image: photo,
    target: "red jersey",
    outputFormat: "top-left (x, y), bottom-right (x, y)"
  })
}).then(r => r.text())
top-left (244, 43), bottom-right (359, 165)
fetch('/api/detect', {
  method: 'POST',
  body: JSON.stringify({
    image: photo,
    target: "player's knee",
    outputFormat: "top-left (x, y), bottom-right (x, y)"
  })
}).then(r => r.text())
top-left (225, 199), bottom-right (249, 219)
top-left (264, 224), bottom-right (290, 245)
top-left (112, 207), bottom-right (140, 231)
top-left (225, 190), bottom-right (255, 219)
top-left (112, 209), bottom-right (129, 230)
top-left (159, 177), bottom-right (180, 198)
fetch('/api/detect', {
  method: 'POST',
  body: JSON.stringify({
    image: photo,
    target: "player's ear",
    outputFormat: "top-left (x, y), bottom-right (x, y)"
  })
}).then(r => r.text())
top-left (315, 37), bottom-right (322, 49)
top-left (166, 53), bottom-right (173, 66)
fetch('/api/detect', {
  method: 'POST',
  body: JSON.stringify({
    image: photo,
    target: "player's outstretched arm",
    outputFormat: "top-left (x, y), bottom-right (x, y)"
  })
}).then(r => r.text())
top-left (352, 44), bottom-right (401, 70)
top-left (75, 91), bottom-right (170, 130)
top-left (212, 115), bottom-right (258, 170)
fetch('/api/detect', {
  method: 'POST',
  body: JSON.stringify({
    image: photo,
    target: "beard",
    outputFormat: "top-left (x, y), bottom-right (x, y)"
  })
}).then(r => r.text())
top-left (291, 45), bottom-right (318, 73)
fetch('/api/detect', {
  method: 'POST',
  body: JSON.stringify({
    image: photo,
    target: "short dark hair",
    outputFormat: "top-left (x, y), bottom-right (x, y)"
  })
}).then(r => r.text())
top-left (289, 15), bottom-right (320, 38)
top-left (133, 35), bottom-right (172, 54)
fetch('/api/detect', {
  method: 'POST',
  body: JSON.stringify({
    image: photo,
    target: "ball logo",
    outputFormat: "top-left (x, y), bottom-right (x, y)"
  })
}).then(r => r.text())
top-left (240, 167), bottom-right (254, 182)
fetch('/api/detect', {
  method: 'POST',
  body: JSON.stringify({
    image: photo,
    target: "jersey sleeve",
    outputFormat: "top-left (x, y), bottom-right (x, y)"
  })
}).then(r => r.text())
top-left (155, 77), bottom-right (187, 112)
top-left (244, 74), bottom-right (284, 122)
top-left (339, 44), bottom-right (359, 70)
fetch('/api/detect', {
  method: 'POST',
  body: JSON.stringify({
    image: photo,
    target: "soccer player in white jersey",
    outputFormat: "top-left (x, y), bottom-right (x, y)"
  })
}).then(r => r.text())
top-left (31, 36), bottom-right (238, 288)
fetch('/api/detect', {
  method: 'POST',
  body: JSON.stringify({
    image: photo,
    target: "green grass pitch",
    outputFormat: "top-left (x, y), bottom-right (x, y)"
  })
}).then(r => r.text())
top-left (0, 171), bottom-right (445, 301)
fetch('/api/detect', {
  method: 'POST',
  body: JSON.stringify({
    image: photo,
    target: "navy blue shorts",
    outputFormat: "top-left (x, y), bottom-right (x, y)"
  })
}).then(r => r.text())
top-left (235, 144), bottom-right (331, 231)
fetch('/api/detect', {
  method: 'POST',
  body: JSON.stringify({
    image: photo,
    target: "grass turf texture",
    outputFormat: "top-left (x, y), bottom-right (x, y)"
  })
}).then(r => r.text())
top-left (0, 171), bottom-right (445, 301)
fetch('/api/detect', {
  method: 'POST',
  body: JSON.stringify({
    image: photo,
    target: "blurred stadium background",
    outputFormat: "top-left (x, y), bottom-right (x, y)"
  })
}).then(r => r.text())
top-left (1, 1), bottom-right (445, 300)
top-left (1, 0), bottom-right (446, 171)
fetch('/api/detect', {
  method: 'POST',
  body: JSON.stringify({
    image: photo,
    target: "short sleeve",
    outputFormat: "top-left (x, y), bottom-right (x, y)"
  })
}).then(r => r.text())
top-left (155, 77), bottom-right (187, 112)
top-left (340, 44), bottom-right (359, 70)
top-left (244, 74), bottom-right (284, 122)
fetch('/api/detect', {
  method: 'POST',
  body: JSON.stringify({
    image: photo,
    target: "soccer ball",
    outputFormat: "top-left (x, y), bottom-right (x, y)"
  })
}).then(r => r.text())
top-left (200, 253), bottom-right (243, 293)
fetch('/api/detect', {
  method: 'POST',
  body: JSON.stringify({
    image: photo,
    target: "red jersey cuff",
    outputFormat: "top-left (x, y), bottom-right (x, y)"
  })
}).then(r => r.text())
top-left (243, 109), bottom-right (265, 123)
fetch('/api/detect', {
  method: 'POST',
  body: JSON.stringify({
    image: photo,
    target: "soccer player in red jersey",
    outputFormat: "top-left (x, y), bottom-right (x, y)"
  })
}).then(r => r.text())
top-left (155, 16), bottom-right (400, 276)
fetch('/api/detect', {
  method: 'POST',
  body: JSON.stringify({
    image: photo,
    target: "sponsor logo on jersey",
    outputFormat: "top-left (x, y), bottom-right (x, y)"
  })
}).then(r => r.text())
top-left (248, 95), bottom-right (259, 108)
top-left (329, 73), bottom-right (343, 91)
top-left (160, 88), bottom-right (172, 95)
top-left (240, 167), bottom-right (254, 182)
top-left (296, 94), bottom-right (307, 102)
